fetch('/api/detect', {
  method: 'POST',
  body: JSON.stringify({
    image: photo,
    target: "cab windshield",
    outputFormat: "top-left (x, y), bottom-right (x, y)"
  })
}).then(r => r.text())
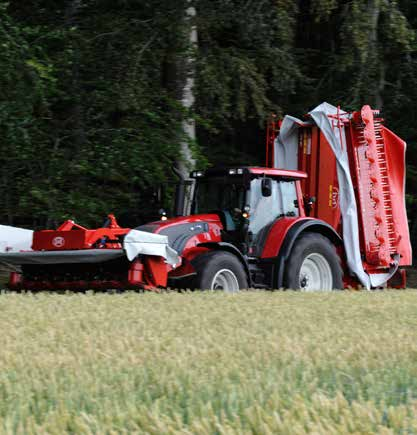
top-left (192, 177), bottom-right (247, 214)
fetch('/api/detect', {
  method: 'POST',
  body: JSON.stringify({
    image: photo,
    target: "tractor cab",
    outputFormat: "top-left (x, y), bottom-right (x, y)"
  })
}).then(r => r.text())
top-left (189, 167), bottom-right (307, 256)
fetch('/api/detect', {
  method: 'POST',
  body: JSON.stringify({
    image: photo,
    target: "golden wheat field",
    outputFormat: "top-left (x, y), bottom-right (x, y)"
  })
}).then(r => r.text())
top-left (0, 291), bottom-right (417, 434)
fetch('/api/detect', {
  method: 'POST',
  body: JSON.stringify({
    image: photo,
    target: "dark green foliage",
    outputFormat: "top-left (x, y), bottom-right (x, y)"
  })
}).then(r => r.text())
top-left (196, 0), bottom-right (301, 164)
top-left (0, 0), bottom-right (187, 227)
top-left (0, 0), bottom-right (416, 236)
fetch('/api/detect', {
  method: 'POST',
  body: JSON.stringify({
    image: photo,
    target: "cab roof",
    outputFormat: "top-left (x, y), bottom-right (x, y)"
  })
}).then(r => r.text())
top-left (191, 166), bottom-right (307, 180)
top-left (249, 167), bottom-right (307, 179)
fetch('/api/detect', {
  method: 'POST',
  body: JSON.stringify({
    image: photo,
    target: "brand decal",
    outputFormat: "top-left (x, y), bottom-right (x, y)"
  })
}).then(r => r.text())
top-left (329, 185), bottom-right (339, 209)
top-left (52, 236), bottom-right (65, 248)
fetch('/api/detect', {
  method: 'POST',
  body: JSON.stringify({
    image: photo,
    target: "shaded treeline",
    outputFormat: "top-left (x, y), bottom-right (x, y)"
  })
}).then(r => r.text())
top-left (0, 1), bottom-right (416, 246)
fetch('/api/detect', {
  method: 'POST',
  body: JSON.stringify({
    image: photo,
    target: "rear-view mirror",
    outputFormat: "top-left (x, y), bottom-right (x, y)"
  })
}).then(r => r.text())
top-left (261, 178), bottom-right (272, 197)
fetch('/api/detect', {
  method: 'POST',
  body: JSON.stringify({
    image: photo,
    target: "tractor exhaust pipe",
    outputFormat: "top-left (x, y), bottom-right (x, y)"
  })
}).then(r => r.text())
top-left (172, 166), bottom-right (186, 217)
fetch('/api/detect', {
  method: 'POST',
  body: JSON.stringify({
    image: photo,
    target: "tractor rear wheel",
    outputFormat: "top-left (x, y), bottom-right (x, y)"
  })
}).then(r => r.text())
top-left (284, 233), bottom-right (343, 291)
top-left (192, 251), bottom-right (248, 292)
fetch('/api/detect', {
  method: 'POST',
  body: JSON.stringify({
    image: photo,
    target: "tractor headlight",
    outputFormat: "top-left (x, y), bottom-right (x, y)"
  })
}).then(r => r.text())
top-left (229, 168), bottom-right (244, 175)
top-left (242, 205), bottom-right (251, 219)
top-left (191, 171), bottom-right (204, 177)
top-left (159, 208), bottom-right (168, 221)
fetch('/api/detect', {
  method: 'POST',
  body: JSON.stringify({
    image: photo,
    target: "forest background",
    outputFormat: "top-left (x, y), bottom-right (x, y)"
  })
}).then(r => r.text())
top-left (1, 0), bottom-right (416, 256)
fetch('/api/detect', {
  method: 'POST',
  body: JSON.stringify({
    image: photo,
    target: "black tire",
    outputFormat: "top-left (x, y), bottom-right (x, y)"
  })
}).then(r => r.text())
top-left (191, 251), bottom-right (248, 291)
top-left (284, 233), bottom-right (343, 290)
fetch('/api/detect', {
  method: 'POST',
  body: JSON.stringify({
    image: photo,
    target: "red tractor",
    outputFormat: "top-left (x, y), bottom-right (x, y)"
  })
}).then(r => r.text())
top-left (0, 103), bottom-right (412, 291)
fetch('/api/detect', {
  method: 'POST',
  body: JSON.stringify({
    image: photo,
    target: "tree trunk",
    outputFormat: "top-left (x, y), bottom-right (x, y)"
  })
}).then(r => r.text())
top-left (176, 1), bottom-right (197, 180)
top-left (368, 0), bottom-right (384, 109)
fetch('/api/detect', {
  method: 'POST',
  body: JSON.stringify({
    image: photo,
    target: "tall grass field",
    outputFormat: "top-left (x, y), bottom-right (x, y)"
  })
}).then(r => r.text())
top-left (1, 291), bottom-right (417, 434)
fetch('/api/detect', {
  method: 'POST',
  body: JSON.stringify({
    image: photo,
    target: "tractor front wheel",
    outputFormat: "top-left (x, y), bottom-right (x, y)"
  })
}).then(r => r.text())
top-left (284, 233), bottom-right (343, 291)
top-left (192, 251), bottom-right (248, 292)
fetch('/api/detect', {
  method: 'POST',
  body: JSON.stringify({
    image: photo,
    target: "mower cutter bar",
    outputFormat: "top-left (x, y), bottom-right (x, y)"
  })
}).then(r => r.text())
top-left (0, 249), bottom-right (125, 265)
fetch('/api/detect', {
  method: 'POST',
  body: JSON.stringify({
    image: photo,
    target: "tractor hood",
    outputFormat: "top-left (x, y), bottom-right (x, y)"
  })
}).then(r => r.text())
top-left (123, 214), bottom-right (223, 267)
top-left (132, 214), bottom-right (223, 255)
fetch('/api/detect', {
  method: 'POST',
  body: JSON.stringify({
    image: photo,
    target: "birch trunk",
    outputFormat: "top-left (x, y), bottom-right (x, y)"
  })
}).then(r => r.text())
top-left (368, 0), bottom-right (384, 109)
top-left (176, 1), bottom-right (197, 180)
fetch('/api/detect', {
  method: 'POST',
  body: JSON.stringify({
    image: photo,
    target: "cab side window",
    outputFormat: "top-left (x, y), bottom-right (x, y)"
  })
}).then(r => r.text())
top-left (280, 181), bottom-right (299, 216)
top-left (248, 179), bottom-right (299, 256)
top-left (248, 179), bottom-right (282, 237)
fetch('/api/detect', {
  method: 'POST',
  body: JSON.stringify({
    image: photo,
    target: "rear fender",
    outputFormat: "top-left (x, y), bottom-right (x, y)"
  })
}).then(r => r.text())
top-left (262, 218), bottom-right (342, 288)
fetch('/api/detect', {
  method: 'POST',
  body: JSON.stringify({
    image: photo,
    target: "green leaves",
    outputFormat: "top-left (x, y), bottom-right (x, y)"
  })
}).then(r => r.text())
top-left (0, 0), bottom-right (415, 230)
top-left (310, 0), bottom-right (338, 22)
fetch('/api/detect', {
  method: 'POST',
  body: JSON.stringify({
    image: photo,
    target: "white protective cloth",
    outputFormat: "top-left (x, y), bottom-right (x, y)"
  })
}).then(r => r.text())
top-left (0, 225), bottom-right (33, 253)
top-left (274, 116), bottom-right (305, 170)
top-left (274, 102), bottom-right (399, 289)
top-left (123, 230), bottom-right (180, 267)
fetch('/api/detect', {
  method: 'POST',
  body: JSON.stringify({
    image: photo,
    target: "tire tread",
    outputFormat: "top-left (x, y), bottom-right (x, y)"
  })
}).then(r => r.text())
top-left (191, 250), bottom-right (248, 291)
top-left (284, 232), bottom-right (343, 290)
